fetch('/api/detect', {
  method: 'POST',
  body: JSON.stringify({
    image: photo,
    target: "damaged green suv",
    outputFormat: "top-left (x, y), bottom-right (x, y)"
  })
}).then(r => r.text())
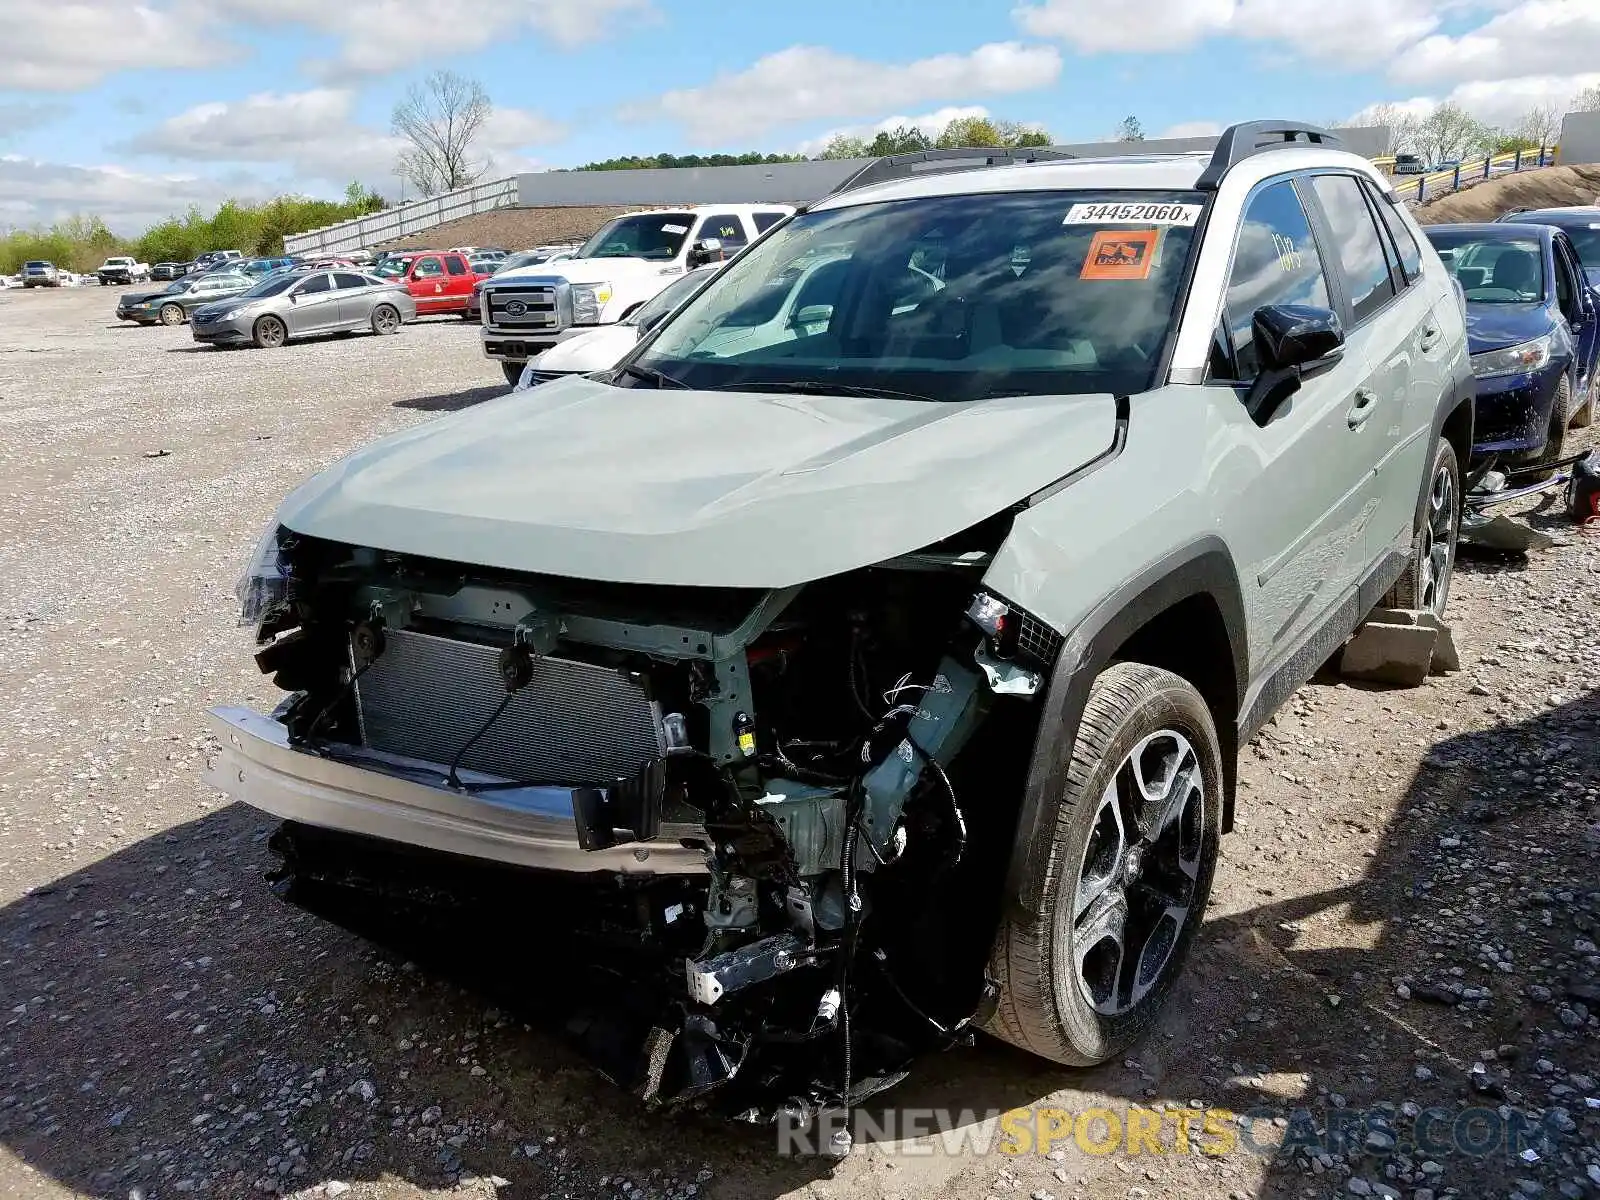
top-left (210, 123), bottom-right (1472, 1117)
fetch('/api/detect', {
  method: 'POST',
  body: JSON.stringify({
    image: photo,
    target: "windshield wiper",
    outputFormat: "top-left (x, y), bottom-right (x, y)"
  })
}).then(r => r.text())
top-left (616, 362), bottom-right (689, 389)
top-left (703, 379), bottom-right (941, 403)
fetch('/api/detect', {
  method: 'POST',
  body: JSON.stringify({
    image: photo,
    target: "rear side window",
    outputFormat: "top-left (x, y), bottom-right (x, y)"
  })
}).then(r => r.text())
top-left (445, 255), bottom-right (468, 276)
top-left (1366, 183), bottom-right (1424, 284)
top-left (753, 211), bottom-right (788, 233)
top-left (333, 272), bottom-right (370, 289)
top-left (698, 214), bottom-right (749, 251)
top-left (1218, 179), bottom-right (1333, 380)
top-left (1311, 174), bottom-right (1397, 324)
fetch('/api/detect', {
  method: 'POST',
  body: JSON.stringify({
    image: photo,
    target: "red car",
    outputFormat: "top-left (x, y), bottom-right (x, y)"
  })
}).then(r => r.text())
top-left (371, 251), bottom-right (490, 317)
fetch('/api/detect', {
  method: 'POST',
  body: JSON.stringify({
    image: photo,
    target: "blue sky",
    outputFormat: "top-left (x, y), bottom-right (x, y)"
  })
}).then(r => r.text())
top-left (1, 0), bottom-right (1597, 233)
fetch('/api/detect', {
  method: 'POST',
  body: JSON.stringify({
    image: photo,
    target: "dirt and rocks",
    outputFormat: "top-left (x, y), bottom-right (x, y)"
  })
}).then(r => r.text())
top-left (0, 285), bottom-right (1596, 1200)
top-left (1412, 164), bottom-right (1600, 224)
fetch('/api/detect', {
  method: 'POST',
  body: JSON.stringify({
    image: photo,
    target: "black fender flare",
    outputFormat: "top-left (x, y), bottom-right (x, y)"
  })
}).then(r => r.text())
top-left (1414, 366), bottom-right (1475, 517)
top-left (1002, 536), bottom-right (1247, 913)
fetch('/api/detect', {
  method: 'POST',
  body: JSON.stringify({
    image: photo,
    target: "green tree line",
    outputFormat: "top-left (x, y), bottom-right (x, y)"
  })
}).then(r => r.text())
top-left (1, 182), bottom-right (385, 275)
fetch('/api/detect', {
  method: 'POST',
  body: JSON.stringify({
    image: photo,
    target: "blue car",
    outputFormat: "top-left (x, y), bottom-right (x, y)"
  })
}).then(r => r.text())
top-left (1424, 222), bottom-right (1600, 462)
top-left (1498, 205), bottom-right (1600, 289)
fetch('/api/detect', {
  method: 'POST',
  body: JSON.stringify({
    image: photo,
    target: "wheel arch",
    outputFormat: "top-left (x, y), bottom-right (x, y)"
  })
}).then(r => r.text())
top-left (1002, 537), bottom-right (1247, 913)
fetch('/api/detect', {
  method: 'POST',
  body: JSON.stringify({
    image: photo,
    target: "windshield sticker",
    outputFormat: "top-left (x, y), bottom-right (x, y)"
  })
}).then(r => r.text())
top-left (1081, 229), bottom-right (1159, 280)
top-left (660, 223), bottom-right (689, 235)
top-left (1064, 202), bottom-right (1201, 227)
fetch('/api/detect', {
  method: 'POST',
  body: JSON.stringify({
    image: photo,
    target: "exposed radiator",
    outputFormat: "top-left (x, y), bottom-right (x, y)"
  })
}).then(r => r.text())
top-left (354, 629), bottom-right (665, 784)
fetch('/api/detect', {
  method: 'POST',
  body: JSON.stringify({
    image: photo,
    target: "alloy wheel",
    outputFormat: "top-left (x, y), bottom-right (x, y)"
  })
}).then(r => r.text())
top-left (1419, 463), bottom-right (1456, 615)
top-left (256, 317), bottom-right (285, 348)
top-left (373, 306), bottom-right (399, 334)
top-left (1073, 730), bottom-right (1206, 1016)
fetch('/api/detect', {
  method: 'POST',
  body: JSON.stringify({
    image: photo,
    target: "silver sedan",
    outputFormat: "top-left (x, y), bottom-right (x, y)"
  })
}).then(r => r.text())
top-left (190, 269), bottom-right (417, 348)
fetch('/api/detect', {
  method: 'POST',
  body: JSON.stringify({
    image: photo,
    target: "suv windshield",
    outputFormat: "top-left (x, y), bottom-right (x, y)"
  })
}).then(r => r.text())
top-left (24, 261), bottom-right (50, 268)
top-left (632, 190), bottom-right (1205, 401)
top-left (373, 258), bottom-right (413, 278)
top-left (577, 213), bottom-right (696, 261)
top-left (1426, 232), bottom-right (1545, 303)
top-left (625, 267), bottom-right (719, 328)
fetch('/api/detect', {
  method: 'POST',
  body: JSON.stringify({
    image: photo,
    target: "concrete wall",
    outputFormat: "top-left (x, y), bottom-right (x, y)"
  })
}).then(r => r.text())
top-left (1558, 111), bottom-right (1600, 166)
top-left (514, 125), bottom-right (1393, 207)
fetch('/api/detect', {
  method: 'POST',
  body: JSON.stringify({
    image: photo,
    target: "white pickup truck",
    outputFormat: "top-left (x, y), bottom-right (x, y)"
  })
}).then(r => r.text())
top-left (97, 257), bottom-right (150, 285)
top-left (479, 204), bottom-right (792, 385)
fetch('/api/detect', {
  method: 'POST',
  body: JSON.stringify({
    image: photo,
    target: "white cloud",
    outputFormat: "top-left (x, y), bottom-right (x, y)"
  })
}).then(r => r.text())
top-left (123, 89), bottom-right (562, 188)
top-left (794, 106), bottom-right (993, 157)
top-left (627, 42), bottom-right (1062, 142)
top-left (216, 0), bottom-right (650, 74)
top-left (1155, 120), bottom-right (1223, 139)
top-left (1392, 0), bottom-right (1600, 85)
top-left (1014, 0), bottom-right (1504, 65)
top-left (1359, 73), bottom-right (1600, 131)
top-left (0, 0), bottom-right (229, 90)
top-left (0, 154), bottom-right (251, 234)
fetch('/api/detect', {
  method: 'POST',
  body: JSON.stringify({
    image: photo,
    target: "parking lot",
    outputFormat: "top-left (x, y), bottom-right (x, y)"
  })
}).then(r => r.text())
top-left (2, 285), bottom-right (1598, 1200)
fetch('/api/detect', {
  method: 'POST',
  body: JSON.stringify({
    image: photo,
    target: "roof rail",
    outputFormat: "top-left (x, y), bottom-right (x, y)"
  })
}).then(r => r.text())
top-left (1195, 121), bottom-right (1344, 191)
top-left (826, 146), bottom-right (1077, 198)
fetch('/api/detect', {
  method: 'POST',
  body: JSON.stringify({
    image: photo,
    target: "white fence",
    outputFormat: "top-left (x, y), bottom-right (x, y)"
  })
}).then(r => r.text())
top-left (283, 178), bottom-right (519, 256)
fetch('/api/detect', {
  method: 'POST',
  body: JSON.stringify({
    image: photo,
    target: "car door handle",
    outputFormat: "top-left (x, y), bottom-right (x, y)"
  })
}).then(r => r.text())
top-left (1419, 324), bottom-right (1442, 351)
top-left (1348, 388), bottom-right (1380, 429)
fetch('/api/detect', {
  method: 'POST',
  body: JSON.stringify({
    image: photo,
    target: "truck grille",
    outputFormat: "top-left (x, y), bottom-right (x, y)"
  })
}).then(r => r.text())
top-left (484, 280), bottom-right (571, 335)
top-left (354, 629), bottom-right (665, 785)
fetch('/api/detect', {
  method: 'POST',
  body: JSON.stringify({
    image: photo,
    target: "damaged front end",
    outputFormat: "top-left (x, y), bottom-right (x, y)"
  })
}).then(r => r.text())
top-left (209, 519), bottom-right (1058, 1127)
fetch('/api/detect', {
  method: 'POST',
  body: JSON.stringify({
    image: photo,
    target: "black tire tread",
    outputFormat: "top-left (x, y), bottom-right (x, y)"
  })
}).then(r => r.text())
top-left (986, 662), bottom-right (1214, 1066)
top-left (1381, 437), bottom-right (1459, 612)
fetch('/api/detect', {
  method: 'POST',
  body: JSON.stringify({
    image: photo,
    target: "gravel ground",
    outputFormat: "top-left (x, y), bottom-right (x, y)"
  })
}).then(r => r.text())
top-left (1, 285), bottom-right (1597, 1200)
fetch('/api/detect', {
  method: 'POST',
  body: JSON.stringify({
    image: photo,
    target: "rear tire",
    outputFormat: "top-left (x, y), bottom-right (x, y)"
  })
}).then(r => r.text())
top-left (370, 304), bottom-right (401, 336)
top-left (253, 314), bottom-right (287, 349)
top-left (1382, 437), bottom-right (1459, 615)
top-left (158, 303), bottom-right (184, 326)
top-left (986, 663), bottom-right (1221, 1066)
top-left (501, 360), bottom-right (525, 387)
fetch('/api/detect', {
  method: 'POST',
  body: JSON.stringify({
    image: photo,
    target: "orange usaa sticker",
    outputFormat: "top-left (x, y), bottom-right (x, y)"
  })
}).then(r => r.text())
top-left (1081, 228), bottom-right (1160, 280)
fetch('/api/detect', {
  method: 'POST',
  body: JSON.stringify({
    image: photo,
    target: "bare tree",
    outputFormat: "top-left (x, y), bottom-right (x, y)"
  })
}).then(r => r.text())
top-left (1416, 102), bottom-right (1491, 164)
top-left (1112, 115), bottom-right (1143, 142)
top-left (1514, 103), bottom-right (1563, 147)
top-left (1339, 104), bottom-right (1424, 156)
top-left (391, 71), bottom-right (492, 196)
top-left (1572, 84), bottom-right (1600, 113)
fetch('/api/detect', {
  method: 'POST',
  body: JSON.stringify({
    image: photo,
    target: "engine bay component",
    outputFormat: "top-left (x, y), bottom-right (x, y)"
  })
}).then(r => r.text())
top-left (229, 528), bottom-right (1050, 1121)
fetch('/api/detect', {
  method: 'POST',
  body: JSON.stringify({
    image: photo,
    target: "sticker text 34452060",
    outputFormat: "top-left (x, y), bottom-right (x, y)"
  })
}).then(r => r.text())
top-left (1064, 202), bottom-right (1201, 227)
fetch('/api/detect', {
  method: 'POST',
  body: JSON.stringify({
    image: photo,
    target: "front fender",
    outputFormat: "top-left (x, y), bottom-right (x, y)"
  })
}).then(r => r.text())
top-left (999, 539), bottom-right (1247, 912)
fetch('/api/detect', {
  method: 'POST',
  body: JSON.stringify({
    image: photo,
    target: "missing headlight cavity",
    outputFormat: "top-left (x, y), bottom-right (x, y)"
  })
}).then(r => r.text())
top-left (252, 528), bottom-right (1052, 1132)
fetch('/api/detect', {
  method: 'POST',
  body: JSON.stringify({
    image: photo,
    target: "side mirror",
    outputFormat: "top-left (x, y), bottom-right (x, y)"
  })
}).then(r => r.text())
top-left (1244, 304), bottom-right (1345, 425)
top-left (688, 237), bottom-right (723, 266)
top-left (288, 292), bottom-right (299, 303)
top-left (790, 303), bottom-right (832, 329)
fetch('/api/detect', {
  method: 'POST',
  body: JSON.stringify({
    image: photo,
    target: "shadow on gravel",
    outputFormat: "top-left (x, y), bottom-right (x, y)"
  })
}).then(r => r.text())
top-left (395, 385), bottom-right (507, 413)
top-left (1203, 686), bottom-right (1600, 1200)
top-left (0, 806), bottom-right (843, 1198)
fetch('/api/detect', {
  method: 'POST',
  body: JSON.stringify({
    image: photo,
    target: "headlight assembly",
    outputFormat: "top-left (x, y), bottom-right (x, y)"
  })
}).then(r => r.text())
top-left (219, 307), bottom-right (246, 322)
top-left (235, 521), bottom-right (291, 627)
top-left (1469, 334), bottom-right (1553, 379)
top-left (571, 283), bottom-right (613, 324)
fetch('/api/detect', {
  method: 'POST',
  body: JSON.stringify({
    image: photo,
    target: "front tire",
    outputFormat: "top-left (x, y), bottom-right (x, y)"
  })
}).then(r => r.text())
top-left (1528, 374), bottom-right (1573, 478)
top-left (986, 663), bottom-right (1221, 1066)
top-left (158, 303), bottom-right (185, 326)
top-left (501, 360), bottom-right (525, 387)
top-left (253, 315), bottom-right (287, 349)
top-left (1570, 376), bottom-right (1596, 429)
top-left (1382, 437), bottom-right (1459, 615)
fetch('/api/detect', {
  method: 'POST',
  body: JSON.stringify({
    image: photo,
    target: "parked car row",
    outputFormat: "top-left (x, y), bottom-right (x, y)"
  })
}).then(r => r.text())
top-left (1423, 205), bottom-right (1600, 469)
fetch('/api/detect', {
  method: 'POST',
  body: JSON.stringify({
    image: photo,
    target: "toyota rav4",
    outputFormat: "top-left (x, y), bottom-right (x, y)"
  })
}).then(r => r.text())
top-left (208, 123), bottom-right (1472, 1122)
